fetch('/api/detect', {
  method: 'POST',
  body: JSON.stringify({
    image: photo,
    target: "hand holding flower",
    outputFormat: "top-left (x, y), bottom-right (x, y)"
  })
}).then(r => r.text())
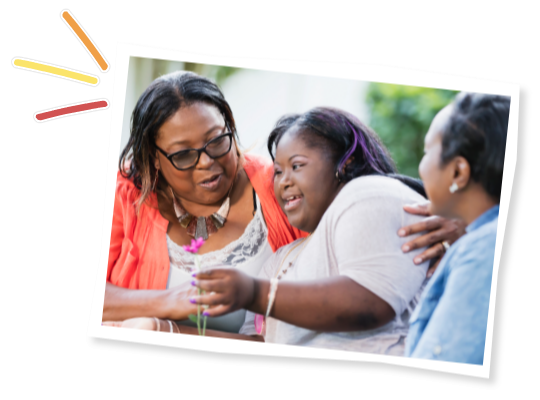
top-left (191, 269), bottom-right (257, 318)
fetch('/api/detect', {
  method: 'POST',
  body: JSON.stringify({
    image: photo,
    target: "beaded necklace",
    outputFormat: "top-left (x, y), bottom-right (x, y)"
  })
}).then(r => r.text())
top-left (170, 168), bottom-right (237, 241)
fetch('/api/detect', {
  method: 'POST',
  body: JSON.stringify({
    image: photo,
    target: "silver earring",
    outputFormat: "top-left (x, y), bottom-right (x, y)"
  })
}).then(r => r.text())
top-left (449, 182), bottom-right (459, 193)
top-left (335, 171), bottom-right (341, 182)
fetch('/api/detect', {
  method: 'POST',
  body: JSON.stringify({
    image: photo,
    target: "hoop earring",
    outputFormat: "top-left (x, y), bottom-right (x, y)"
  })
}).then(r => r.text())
top-left (449, 182), bottom-right (459, 193)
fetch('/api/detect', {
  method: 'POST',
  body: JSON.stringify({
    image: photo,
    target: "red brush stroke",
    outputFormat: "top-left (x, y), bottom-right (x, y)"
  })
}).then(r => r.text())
top-left (35, 100), bottom-right (108, 121)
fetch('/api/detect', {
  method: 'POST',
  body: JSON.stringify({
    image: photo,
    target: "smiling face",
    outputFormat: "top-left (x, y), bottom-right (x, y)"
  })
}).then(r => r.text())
top-left (418, 105), bottom-right (458, 218)
top-left (155, 102), bottom-right (238, 206)
top-left (273, 127), bottom-right (343, 232)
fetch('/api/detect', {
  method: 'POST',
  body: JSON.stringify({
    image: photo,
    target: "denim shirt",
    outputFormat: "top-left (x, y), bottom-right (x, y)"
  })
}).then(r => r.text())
top-left (404, 205), bottom-right (499, 364)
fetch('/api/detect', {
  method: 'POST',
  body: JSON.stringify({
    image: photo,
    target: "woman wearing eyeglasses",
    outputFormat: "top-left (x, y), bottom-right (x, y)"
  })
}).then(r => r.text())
top-left (102, 71), bottom-right (464, 338)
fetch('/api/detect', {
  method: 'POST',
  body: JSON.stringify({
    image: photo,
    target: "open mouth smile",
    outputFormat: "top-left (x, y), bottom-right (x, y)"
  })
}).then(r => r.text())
top-left (283, 195), bottom-right (303, 211)
top-left (199, 173), bottom-right (222, 189)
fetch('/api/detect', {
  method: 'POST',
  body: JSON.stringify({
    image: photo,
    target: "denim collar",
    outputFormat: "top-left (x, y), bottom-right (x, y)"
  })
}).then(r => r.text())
top-left (466, 205), bottom-right (500, 234)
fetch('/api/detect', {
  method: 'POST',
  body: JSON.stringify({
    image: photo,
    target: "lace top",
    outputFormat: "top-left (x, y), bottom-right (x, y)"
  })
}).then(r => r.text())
top-left (166, 197), bottom-right (273, 333)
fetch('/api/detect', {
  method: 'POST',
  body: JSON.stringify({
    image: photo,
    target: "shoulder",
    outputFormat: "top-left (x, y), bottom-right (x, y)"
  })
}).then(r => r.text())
top-left (243, 153), bottom-right (273, 180)
top-left (343, 175), bottom-right (424, 201)
top-left (115, 172), bottom-right (141, 204)
top-left (274, 237), bottom-right (305, 256)
top-left (330, 175), bottom-right (426, 216)
top-left (243, 153), bottom-right (274, 198)
top-left (444, 217), bottom-right (498, 277)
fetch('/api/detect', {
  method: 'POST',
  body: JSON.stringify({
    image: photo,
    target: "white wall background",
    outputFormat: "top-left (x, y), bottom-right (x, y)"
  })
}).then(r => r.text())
top-left (120, 58), bottom-right (369, 158)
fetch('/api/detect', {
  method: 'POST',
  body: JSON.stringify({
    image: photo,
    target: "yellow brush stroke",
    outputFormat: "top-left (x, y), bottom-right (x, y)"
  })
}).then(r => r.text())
top-left (13, 59), bottom-right (98, 85)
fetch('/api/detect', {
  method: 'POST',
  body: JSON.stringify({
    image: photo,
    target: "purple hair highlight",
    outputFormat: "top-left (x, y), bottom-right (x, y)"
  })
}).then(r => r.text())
top-left (340, 119), bottom-right (385, 175)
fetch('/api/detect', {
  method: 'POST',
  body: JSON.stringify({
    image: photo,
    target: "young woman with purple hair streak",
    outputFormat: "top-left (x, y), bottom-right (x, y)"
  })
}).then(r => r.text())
top-left (189, 107), bottom-right (436, 354)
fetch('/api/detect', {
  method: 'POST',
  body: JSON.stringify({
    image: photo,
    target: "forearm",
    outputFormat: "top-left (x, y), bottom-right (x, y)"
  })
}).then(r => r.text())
top-left (103, 282), bottom-right (169, 321)
top-left (249, 276), bottom-right (396, 332)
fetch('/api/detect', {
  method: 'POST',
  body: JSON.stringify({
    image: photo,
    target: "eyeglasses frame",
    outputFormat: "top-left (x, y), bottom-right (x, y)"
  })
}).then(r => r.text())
top-left (155, 132), bottom-right (234, 171)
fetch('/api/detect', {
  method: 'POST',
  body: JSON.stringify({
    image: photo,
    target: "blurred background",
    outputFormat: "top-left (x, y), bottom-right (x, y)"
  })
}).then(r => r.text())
top-left (121, 57), bottom-right (457, 178)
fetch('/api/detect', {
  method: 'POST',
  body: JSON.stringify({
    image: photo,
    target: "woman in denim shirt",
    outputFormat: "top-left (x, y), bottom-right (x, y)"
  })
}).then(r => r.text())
top-left (405, 92), bottom-right (510, 364)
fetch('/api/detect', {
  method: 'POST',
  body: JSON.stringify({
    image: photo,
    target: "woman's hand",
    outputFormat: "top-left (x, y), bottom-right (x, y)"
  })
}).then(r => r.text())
top-left (161, 285), bottom-right (199, 320)
top-left (399, 202), bottom-right (467, 277)
top-left (102, 282), bottom-right (199, 322)
top-left (191, 269), bottom-right (256, 318)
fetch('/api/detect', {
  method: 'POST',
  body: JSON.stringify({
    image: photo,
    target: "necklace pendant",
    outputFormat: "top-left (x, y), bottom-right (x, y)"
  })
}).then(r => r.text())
top-left (210, 213), bottom-right (226, 228)
top-left (206, 216), bottom-right (218, 235)
top-left (195, 216), bottom-right (209, 240)
top-left (186, 218), bottom-right (198, 237)
top-left (170, 187), bottom-right (231, 240)
top-left (178, 214), bottom-right (193, 228)
top-left (215, 196), bottom-right (230, 219)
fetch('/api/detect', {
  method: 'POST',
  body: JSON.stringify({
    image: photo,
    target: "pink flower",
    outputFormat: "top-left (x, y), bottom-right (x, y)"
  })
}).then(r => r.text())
top-left (182, 237), bottom-right (206, 254)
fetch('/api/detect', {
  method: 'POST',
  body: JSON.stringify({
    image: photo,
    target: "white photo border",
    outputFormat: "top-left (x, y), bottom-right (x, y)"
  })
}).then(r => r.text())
top-left (88, 43), bottom-right (520, 379)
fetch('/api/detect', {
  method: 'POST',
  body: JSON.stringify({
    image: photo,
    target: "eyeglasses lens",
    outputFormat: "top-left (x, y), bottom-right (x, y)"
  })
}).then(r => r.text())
top-left (171, 134), bottom-right (232, 170)
top-left (206, 135), bottom-right (231, 157)
top-left (171, 151), bottom-right (199, 169)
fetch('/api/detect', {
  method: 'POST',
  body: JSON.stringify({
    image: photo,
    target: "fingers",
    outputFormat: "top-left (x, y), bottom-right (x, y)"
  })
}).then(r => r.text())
top-left (190, 291), bottom-right (226, 307)
top-left (199, 304), bottom-right (231, 318)
top-left (401, 225), bottom-right (448, 253)
top-left (402, 202), bottom-right (431, 216)
top-left (190, 268), bottom-right (254, 315)
top-left (193, 268), bottom-right (230, 280)
top-left (412, 242), bottom-right (446, 265)
top-left (398, 216), bottom-right (444, 238)
top-left (191, 278), bottom-right (225, 293)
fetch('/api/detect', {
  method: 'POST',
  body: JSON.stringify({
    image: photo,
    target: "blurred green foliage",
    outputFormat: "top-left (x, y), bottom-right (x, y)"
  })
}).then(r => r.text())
top-left (184, 63), bottom-right (240, 86)
top-left (366, 83), bottom-right (458, 178)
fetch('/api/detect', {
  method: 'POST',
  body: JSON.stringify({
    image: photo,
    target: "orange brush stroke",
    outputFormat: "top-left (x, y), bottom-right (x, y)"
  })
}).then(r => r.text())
top-left (62, 11), bottom-right (108, 71)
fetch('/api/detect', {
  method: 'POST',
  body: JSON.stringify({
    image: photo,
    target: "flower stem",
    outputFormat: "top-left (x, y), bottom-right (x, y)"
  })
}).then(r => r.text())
top-left (195, 255), bottom-right (201, 335)
top-left (197, 287), bottom-right (201, 335)
top-left (202, 311), bottom-right (207, 336)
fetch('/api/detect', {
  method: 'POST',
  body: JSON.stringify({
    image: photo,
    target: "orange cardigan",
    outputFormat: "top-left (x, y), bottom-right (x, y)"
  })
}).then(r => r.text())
top-left (107, 153), bottom-right (308, 290)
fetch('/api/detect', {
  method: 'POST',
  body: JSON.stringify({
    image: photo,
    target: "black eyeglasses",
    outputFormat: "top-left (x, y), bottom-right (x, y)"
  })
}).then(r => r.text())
top-left (155, 133), bottom-right (233, 171)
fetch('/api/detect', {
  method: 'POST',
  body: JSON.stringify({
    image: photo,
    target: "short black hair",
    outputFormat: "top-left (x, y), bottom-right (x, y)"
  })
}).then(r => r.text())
top-left (441, 92), bottom-right (510, 202)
